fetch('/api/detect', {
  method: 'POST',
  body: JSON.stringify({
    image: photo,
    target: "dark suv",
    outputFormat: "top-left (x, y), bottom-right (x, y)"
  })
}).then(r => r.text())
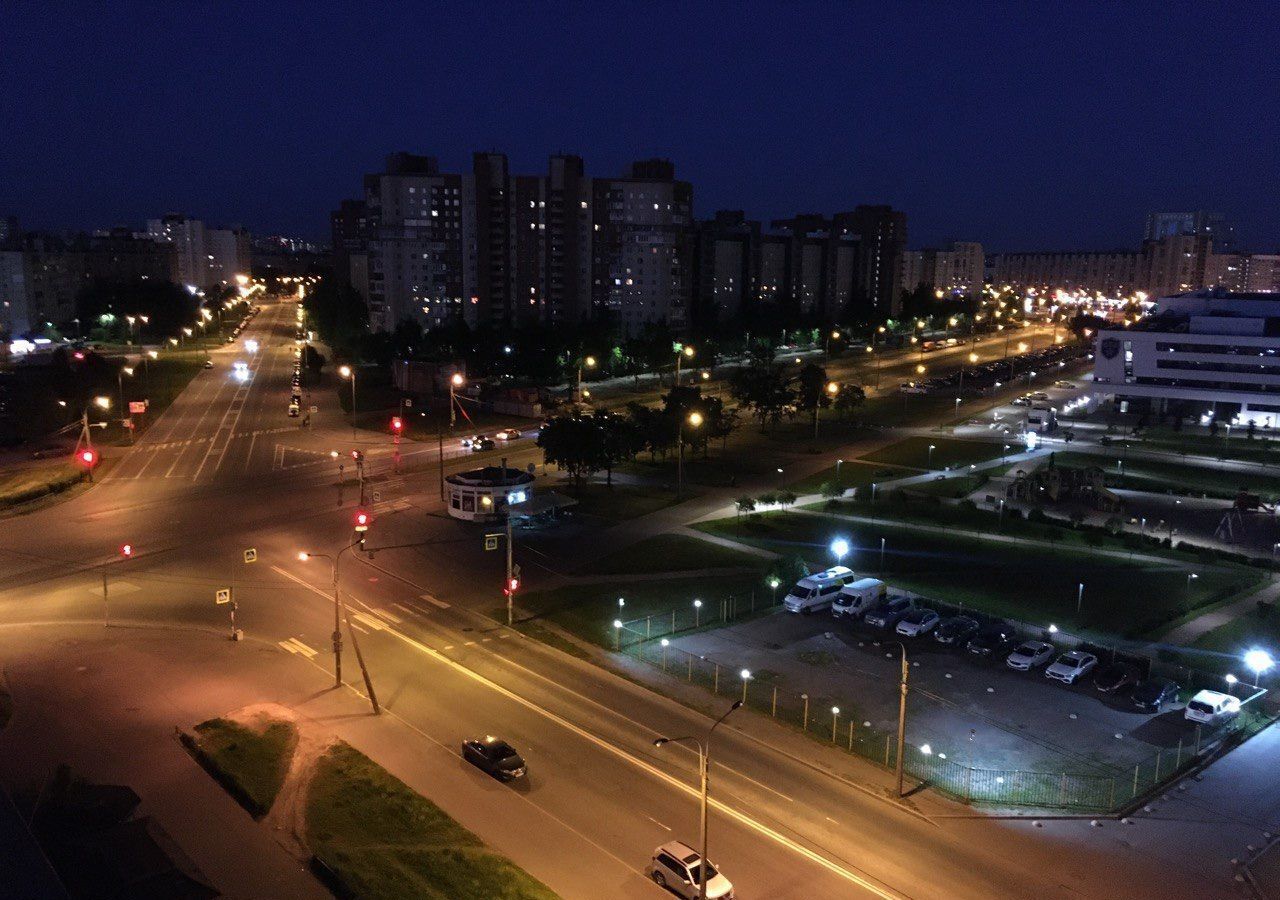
top-left (862, 596), bottom-right (914, 630)
top-left (966, 623), bottom-right (1015, 659)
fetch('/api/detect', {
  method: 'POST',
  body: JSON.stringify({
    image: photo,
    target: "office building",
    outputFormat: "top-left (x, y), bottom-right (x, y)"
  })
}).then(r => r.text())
top-left (1092, 289), bottom-right (1280, 427)
top-left (846, 205), bottom-right (906, 320)
top-left (83, 228), bottom-right (179, 283)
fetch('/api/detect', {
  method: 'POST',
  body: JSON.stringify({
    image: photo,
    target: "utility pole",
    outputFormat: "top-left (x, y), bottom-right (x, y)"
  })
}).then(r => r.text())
top-left (102, 571), bottom-right (109, 627)
top-left (896, 643), bottom-right (910, 796)
top-left (438, 430), bottom-right (445, 501)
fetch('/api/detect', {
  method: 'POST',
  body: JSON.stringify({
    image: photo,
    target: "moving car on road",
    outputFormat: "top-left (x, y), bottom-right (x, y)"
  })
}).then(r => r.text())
top-left (495, 428), bottom-right (522, 441)
top-left (470, 437), bottom-right (496, 452)
top-left (461, 736), bottom-right (527, 780)
top-left (650, 841), bottom-right (734, 899)
top-left (1006, 640), bottom-right (1055, 671)
top-left (895, 608), bottom-right (940, 638)
top-left (1132, 678), bottom-right (1179, 712)
top-left (1045, 650), bottom-right (1098, 684)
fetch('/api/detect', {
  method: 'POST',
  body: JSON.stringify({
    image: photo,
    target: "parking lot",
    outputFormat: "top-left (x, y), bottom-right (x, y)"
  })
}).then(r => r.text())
top-left (665, 606), bottom-right (1227, 778)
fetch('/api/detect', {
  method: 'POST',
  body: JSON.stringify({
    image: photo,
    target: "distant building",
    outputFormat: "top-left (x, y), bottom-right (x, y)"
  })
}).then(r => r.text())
top-left (846, 205), bottom-right (907, 320)
top-left (0, 216), bottom-right (18, 247)
top-left (989, 234), bottom-right (1211, 297)
top-left (83, 228), bottom-right (179, 283)
top-left (145, 214), bottom-right (250, 289)
top-left (1092, 289), bottom-right (1280, 427)
top-left (0, 235), bottom-right (81, 336)
top-left (692, 211), bottom-right (759, 325)
top-left (1145, 210), bottom-right (1235, 253)
top-left (901, 241), bottom-right (985, 295)
top-left (1206, 252), bottom-right (1280, 293)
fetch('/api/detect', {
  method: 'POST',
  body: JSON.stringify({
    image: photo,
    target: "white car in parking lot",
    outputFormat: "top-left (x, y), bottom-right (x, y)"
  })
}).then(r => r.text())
top-left (1006, 640), bottom-right (1055, 671)
top-left (1184, 689), bottom-right (1241, 725)
top-left (895, 608), bottom-right (940, 638)
top-left (1044, 650), bottom-right (1098, 684)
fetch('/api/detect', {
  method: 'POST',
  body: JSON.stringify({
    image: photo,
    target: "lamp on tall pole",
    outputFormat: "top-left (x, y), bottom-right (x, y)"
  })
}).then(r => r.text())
top-left (653, 700), bottom-right (743, 900)
top-left (675, 343), bottom-right (695, 386)
top-left (299, 546), bottom-right (380, 714)
top-left (449, 372), bottom-right (465, 432)
top-left (339, 365), bottom-right (356, 438)
top-left (893, 641), bottom-right (910, 796)
top-left (678, 411), bottom-right (703, 499)
top-left (577, 355), bottom-right (596, 403)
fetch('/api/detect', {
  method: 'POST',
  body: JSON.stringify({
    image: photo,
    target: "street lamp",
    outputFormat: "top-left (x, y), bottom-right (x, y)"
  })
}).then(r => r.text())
top-left (449, 372), bottom-right (465, 431)
top-left (1186, 572), bottom-right (1199, 603)
top-left (1244, 648), bottom-right (1275, 686)
top-left (298, 548), bottom-right (380, 714)
top-left (768, 577), bottom-right (780, 605)
top-left (94, 395), bottom-right (111, 411)
top-left (831, 706), bottom-right (841, 741)
top-left (927, 444), bottom-right (936, 468)
top-left (678, 411), bottom-right (703, 499)
top-left (577, 355), bottom-right (596, 402)
top-left (693, 598), bottom-right (702, 627)
top-left (739, 669), bottom-right (751, 703)
top-left (675, 343), bottom-right (695, 385)
top-left (339, 365), bottom-right (357, 437)
top-left (891, 641), bottom-right (911, 796)
top-left (652, 700), bottom-right (743, 900)
top-left (830, 537), bottom-right (850, 566)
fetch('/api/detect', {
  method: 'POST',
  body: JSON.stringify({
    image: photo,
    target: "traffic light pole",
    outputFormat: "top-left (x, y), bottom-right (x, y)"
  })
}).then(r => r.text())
top-left (506, 508), bottom-right (514, 626)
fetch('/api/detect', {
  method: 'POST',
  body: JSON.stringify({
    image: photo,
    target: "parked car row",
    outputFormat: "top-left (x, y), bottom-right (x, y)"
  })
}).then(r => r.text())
top-left (225, 306), bottom-right (259, 343)
top-left (782, 566), bottom-right (1186, 715)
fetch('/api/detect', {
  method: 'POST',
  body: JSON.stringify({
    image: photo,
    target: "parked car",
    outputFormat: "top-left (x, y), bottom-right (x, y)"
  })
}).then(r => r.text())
top-left (1011, 396), bottom-right (1032, 407)
top-left (934, 615), bottom-right (981, 647)
top-left (1045, 650), bottom-right (1098, 684)
top-left (1006, 640), bottom-right (1055, 671)
top-left (650, 841), bottom-right (734, 900)
top-left (1093, 662), bottom-right (1140, 694)
top-left (895, 608), bottom-right (941, 638)
top-left (831, 577), bottom-right (886, 619)
top-left (783, 566), bottom-right (855, 614)
top-left (898, 381), bottom-right (928, 395)
top-left (203, 359), bottom-right (214, 369)
top-left (967, 623), bottom-right (1016, 659)
top-left (1184, 690), bottom-right (1241, 726)
top-left (863, 596), bottom-right (915, 630)
top-left (461, 736), bottom-right (527, 780)
top-left (495, 428), bottom-right (522, 441)
top-left (1132, 678), bottom-right (1179, 713)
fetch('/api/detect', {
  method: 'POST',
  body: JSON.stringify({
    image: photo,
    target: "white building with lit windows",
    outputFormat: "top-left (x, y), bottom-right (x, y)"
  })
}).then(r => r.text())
top-left (1093, 289), bottom-right (1280, 427)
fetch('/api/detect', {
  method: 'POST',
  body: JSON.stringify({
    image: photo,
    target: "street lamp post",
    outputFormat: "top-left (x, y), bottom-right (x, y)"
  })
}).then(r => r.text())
top-left (1186, 572), bottom-right (1199, 604)
top-left (893, 642), bottom-right (910, 796)
top-left (678, 411), bottom-right (703, 499)
top-left (653, 700), bottom-right (743, 900)
top-left (675, 343), bottom-right (695, 386)
top-left (927, 444), bottom-right (936, 468)
top-left (299, 547), bottom-right (381, 714)
top-left (339, 365), bottom-right (356, 438)
top-left (830, 538), bottom-right (850, 568)
top-left (449, 372), bottom-right (465, 432)
top-left (577, 355), bottom-right (596, 403)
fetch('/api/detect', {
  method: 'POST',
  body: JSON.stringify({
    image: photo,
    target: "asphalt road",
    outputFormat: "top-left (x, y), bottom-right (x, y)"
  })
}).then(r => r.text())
top-left (0, 299), bottom-right (1227, 899)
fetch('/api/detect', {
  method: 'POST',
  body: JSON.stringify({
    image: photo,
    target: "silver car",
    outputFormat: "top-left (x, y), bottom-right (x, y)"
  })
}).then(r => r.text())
top-left (1006, 640), bottom-right (1055, 671)
top-left (895, 608), bottom-right (940, 638)
top-left (650, 841), bottom-right (734, 899)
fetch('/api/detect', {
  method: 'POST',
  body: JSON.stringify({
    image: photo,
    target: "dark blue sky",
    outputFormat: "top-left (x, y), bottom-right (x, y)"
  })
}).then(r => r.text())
top-left (4, 2), bottom-right (1277, 251)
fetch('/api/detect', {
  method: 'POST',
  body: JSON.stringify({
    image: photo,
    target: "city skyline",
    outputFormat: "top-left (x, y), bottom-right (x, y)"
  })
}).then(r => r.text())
top-left (4, 4), bottom-right (1279, 251)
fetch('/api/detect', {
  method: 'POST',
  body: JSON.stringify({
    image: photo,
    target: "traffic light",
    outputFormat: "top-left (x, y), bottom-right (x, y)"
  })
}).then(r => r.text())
top-left (353, 510), bottom-right (370, 532)
top-left (507, 577), bottom-right (520, 594)
top-left (77, 448), bottom-right (99, 468)
top-left (390, 416), bottom-right (403, 433)
top-left (350, 449), bottom-right (364, 462)
top-left (120, 543), bottom-right (133, 557)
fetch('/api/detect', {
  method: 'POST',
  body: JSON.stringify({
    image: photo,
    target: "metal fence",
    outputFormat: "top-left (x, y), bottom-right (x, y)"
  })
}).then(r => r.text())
top-left (617, 614), bottom-right (1276, 812)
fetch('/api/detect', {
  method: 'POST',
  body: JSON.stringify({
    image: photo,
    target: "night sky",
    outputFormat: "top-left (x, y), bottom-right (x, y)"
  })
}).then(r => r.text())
top-left (4, 2), bottom-right (1277, 251)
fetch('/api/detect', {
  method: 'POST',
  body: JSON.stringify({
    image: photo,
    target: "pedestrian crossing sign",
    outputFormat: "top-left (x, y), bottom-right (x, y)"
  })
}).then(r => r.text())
top-left (484, 534), bottom-right (500, 551)
top-left (215, 588), bottom-right (231, 605)
top-left (243, 548), bottom-right (257, 564)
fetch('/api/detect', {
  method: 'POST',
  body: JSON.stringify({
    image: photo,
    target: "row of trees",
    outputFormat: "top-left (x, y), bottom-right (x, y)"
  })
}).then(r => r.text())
top-left (729, 360), bottom-right (866, 432)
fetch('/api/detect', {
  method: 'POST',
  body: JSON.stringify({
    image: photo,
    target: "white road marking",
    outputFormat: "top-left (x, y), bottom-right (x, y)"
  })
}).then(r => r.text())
top-left (371, 607), bottom-right (402, 624)
top-left (646, 816), bottom-right (672, 831)
top-left (420, 593), bottom-right (449, 608)
top-left (352, 611), bottom-right (385, 631)
top-left (391, 602), bottom-right (420, 617)
top-left (285, 638), bottom-right (318, 658)
top-left (274, 566), bottom-right (899, 897)
top-left (349, 621), bottom-right (370, 634)
top-left (277, 640), bottom-right (298, 654)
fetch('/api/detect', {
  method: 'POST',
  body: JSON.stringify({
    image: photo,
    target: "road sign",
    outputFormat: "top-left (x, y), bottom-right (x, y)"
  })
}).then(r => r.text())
top-left (243, 548), bottom-right (257, 564)
top-left (403, 398), bottom-right (412, 408)
top-left (309, 406), bottom-right (318, 414)
top-left (128, 400), bottom-right (148, 414)
top-left (372, 491), bottom-right (382, 502)
top-left (484, 534), bottom-right (501, 551)
top-left (215, 588), bottom-right (231, 605)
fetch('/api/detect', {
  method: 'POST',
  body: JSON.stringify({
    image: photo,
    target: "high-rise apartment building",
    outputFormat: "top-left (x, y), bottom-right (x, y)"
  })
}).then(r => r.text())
top-left (692, 211), bottom-right (759, 325)
top-left (145, 214), bottom-right (250, 289)
top-left (1205, 252), bottom-right (1280, 293)
top-left (845, 205), bottom-right (906, 320)
top-left (0, 235), bottom-right (81, 336)
top-left (901, 241), bottom-right (985, 295)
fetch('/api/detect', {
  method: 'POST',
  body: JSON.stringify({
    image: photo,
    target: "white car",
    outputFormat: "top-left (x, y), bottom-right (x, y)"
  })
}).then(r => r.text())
top-left (495, 428), bottom-right (522, 441)
top-left (650, 841), bottom-right (734, 899)
top-left (1006, 640), bottom-right (1055, 671)
top-left (895, 608), bottom-right (940, 638)
top-left (1184, 689), bottom-right (1241, 725)
top-left (1044, 650), bottom-right (1098, 684)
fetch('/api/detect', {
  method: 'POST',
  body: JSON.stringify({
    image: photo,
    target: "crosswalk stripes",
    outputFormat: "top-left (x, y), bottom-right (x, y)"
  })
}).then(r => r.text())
top-left (420, 593), bottom-right (450, 609)
top-left (277, 637), bottom-right (318, 658)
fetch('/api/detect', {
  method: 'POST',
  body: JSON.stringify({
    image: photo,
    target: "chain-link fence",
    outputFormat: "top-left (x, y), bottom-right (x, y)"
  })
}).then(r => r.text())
top-left (617, 616), bottom-right (1276, 812)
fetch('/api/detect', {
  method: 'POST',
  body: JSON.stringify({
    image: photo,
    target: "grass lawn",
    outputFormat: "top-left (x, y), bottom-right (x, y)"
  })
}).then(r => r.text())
top-left (904, 471), bottom-right (991, 499)
top-left (562, 480), bottom-right (692, 522)
top-left (0, 461), bottom-right (84, 509)
top-left (576, 534), bottom-right (765, 575)
top-left (1192, 607), bottom-right (1280, 659)
top-left (1137, 430), bottom-right (1280, 466)
top-left (307, 741), bottom-right (559, 900)
top-left (786, 460), bottom-right (903, 495)
top-left (517, 573), bottom-right (770, 647)
top-left (189, 716), bottom-right (298, 818)
top-left (696, 512), bottom-right (1260, 638)
top-left (860, 436), bottom-right (1009, 471)
top-left (1054, 451), bottom-right (1279, 501)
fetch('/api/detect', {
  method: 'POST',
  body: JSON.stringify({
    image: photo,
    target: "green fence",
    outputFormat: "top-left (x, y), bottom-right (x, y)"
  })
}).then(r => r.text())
top-left (618, 616), bottom-right (1276, 812)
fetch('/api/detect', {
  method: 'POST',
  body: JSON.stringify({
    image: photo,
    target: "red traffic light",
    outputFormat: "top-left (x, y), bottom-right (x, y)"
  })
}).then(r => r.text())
top-left (353, 510), bottom-right (370, 532)
top-left (73, 351), bottom-right (85, 361)
top-left (120, 543), bottom-right (133, 557)
top-left (507, 577), bottom-right (520, 593)
top-left (390, 416), bottom-right (403, 432)
top-left (78, 448), bottom-right (99, 467)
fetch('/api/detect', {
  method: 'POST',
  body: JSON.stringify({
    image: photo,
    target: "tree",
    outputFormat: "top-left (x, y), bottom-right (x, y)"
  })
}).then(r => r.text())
top-left (303, 277), bottom-right (368, 358)
top-left (536, 415), bottom-right (608, 489)
top-left (795, 363), bottom-right (832, 436)
top-left (598, 414), bottom-right (641, 486)
top-left (776, 489), bottom-right (797, 511)
top-left (302, 344), bottom-right (326, 375)
top-left (766, 554), bottom-right (809, 591)
top-left (832, 383), bottom-right (867, 420)
top-left (729, 364), bottom-right (794, 432)
top-left (703, 396), bottom-right (740, 455)
top-left (735, 496), bottom-right (757, 521)
top-left (76, 279), bottom-right (197, 342)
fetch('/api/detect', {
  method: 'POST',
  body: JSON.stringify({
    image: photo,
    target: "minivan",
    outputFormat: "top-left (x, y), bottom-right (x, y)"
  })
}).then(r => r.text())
top-left (831, 578), bottom-right (886, 619)
top-left (783, 566), bottom-right (855, 614)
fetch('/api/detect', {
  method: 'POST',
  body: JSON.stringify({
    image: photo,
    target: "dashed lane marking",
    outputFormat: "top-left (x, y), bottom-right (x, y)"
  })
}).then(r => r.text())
top-left (372, 607), bottom-right (402, 624)
top-left (420, 594), bottom-right (449, 609)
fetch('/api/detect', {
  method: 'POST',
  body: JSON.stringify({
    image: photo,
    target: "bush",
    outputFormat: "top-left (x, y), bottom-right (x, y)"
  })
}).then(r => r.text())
top-left (957, 498), bottom-right (977, 512)
top-left (819, 480), bottom-right (843, 499)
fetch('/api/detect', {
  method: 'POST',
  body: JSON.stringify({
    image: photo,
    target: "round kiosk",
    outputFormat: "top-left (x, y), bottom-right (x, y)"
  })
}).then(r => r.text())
top-left (445, 465), bottom-right (535, 523)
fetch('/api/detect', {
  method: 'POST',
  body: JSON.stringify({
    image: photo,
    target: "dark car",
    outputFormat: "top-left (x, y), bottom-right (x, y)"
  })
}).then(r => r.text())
top-left (966, 623), bottom-right (1015, 659)
top-left (1093, 662), bottom-right (1139, 694)
top-left (934, 615), bottom-right (981, 647)
top-left (1132, 678), bottom-right (1179, 713)
top-left (471, 437), bottom-right (496, 452)
top-left (462, 736), bottom-right (526, 780)
top-left (863, 596), bottom-right (914, 630)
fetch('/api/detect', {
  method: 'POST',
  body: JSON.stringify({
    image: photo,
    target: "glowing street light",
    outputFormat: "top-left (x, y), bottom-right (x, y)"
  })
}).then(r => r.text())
top-left (1244, 648), bottom-right (1275, 678)
top-left (830, 537), bottom-right (850, 565)
top-left (739, 669), bottom-right (752, 702)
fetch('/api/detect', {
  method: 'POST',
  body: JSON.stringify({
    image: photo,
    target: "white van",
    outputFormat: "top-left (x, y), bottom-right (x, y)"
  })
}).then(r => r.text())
top-left (783, 566), bottom-right (855, 614)
top-left (1184, 689), bottom-right (1241, 725)
top-left (832, 578), bottom-right (886, 619)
